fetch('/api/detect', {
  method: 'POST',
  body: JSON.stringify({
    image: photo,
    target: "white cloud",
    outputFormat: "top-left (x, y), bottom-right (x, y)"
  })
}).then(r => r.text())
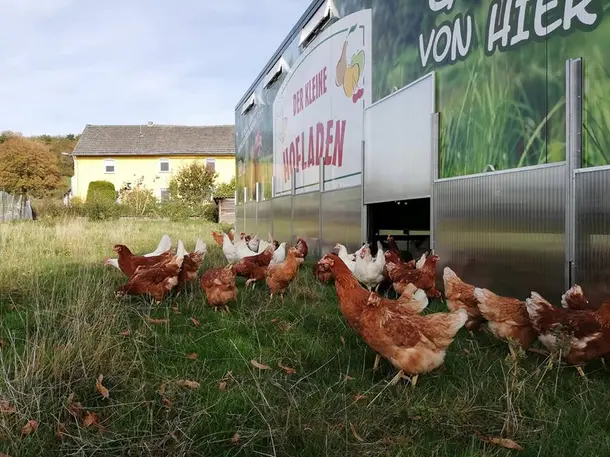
top-left (0, 0), bottom-right (310, 135)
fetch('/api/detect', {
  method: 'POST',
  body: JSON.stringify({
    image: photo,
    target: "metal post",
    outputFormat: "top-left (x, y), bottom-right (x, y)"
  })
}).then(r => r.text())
top-left (318, 160), bottom-right (324, 257)
top-left (565, 57), bottom-right (583, 289)
top-left (361, 139), bottom-right (367, 244)
top-left (430, 112), bottom-right (440, 252)
top-left (291, 168), bottom-right (297, 245)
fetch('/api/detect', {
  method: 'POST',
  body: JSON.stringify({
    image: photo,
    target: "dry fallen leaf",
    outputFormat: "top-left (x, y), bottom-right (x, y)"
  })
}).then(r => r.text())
top-left (478, 435), bottom-right (524, 451)
top-left (251, 360), bottom-right (271, 370)
top-left (340, 336), bottom-right (346, 345)
top-left (119, 330), bottom-right (130, 336)
top-left (349, 422), bottom-right (364, 442)
top-left (56, 422), bottom-right (67, 440)
top-left (162, 396), bottom-right (172, 408)
top-left (190, 317), bottom-right (200, 327)
top-left (171, 305), bottom-right (181, 315)
top-left (352, 395), bottom-right (367, 402)
top-left (146, 316), bottom-right (169, 325)
top-left (82, 412), bottom-right (99, 428)
top-left (158, 383), bottom-right (166, 396)
top-left (186, 352), bottom-right (199, 360)
top-left (95, 375), bottom-right (110, 399)
top-left (0, 400), bottom-right (15, 414)
top-left (231, 432), bottom-right (240, 444)
top-left (344, 374), bottom-right (354, 382)
top-left (176, 380), bottom-right (200, 389)
top-left (277, 362), bottom-right (296, 375)
top-left (218, 381), bottom-right (228, 391)
top-left (22, 419), bottom-right (39, 436)
top-left (67, 394), bottom-right (84, 418)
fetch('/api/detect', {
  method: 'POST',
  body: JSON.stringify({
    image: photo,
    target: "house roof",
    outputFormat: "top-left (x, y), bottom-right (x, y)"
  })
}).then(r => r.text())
top-left (72, 124), bottom-right (235, 156)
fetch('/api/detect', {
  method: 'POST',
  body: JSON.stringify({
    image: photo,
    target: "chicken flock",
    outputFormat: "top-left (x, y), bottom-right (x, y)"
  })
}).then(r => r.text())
top-left (104, 230), bottom-right (610, 387)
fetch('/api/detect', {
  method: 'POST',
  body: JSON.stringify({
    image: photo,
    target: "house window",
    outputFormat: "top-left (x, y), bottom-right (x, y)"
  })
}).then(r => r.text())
top-left (206, 159), bottom-right (216, 172)
top-left (159, 188), bottom-right (170, 201)
top-left (159, 158), bottom-right (170, 173)
top-left (104, 159), bottom-right (115, 173)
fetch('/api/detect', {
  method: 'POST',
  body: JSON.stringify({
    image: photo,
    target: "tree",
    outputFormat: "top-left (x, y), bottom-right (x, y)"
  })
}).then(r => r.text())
top-left (169, 161), bottom-right (218, 207)
top-left (0, 137), bottom-right (61, 197)
top-left (215, 175), bottom-right (236, 197)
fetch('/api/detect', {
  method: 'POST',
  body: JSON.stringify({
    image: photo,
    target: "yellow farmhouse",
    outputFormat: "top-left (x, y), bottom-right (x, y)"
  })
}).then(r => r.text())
top-left (70, 123), bottom-right (235, 200)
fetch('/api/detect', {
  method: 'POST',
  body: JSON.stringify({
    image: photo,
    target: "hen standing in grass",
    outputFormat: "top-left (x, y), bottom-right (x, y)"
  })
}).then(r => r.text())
top-left (115, 240), bottom-right (187, 303)
top-left (176, 239), bottom-right (207, 293)
top-left (362, 291), bottom-right (467, 386)
top-left (442, 267), bottom-right (484, 331)
top-left (474, 287), bottom-right (537, 355)
top-left (525, 285), bottom-right (610, 374)
top-left (265, 247), bottom-right (300, 301)
top-left (200, 264), bottom-right (238, 313)
top-left (112, 243), bottom-right (174, 277)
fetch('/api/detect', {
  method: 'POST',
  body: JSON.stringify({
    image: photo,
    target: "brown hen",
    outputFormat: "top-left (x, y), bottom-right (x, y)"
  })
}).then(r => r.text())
top-left (361, 291), bottom-right (467, 386)
top-left (113, 244), bottom-right (174, 277)
top-left (526, 286), bottom-right (610, 372)
top-left (387, 254), bottom-right (441, 299)
top-left (115, 240), bottom-right (187, 303)
top-left (200, 265), bottom-right (238, 312)
top-left (265, 247), bottom-right (300, 300)
top-left (232, 245), bottom-right (275, 288)
top-left (474, 287), bottom-right (537, 354)
top-left (442, 267), bottom-right (484, 331)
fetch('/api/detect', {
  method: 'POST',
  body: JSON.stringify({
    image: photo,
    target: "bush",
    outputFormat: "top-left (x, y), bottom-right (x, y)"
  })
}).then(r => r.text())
top-left (86, 180), bottom-right (116, 204)
top-left (120, 187), bottom-right (158, 217)
top-left (157, 201), bottom-right (192, 221)
top-left (202, 203), bottom-right (219, 223)
top-left (169, 161), bottom-right (218, 208)
top-left (32, 198), bottom-right (86, 220)
top-left (85, 181), bottom-right (118, 221)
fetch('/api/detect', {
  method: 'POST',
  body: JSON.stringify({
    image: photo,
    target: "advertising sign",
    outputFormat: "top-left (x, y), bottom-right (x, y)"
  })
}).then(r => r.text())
top-left (273, 9), bottom-right (372, 196)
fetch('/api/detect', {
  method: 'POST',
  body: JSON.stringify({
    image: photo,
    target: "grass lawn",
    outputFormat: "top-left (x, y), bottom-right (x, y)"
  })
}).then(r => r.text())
top-left (1, 218), bottom-right (610, 456)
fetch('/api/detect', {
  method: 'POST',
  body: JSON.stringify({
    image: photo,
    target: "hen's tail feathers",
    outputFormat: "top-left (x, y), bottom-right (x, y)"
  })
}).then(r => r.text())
top-left (561, 284), bottom-right (590, 310)
top-left (412, 288), bottom-right (429, 311)
top-left (525, 291), bottom-right (553, 325)
top-left (415, 253), bottom-right (427, 269)
top-left (473, 287), bottom-right (496, 313)
top-left (146, 234), bottom-right (171, 257)
top-left (194, 238), bottom-right (207, 255)
top-left (174, 240), bottom-right (187, 269)
top-left (424, 308), bottom-right (468, 342)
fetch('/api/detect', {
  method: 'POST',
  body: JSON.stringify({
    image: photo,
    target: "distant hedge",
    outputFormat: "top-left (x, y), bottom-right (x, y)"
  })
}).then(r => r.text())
top-left (86, 181), bottom-right (116, 204)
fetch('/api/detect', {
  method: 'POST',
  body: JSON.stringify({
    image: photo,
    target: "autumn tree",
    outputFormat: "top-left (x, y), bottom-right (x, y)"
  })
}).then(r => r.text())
top-left (0, 137), bottom-right (61, 197)
top-left (169, 161), bottom-right (218, 207)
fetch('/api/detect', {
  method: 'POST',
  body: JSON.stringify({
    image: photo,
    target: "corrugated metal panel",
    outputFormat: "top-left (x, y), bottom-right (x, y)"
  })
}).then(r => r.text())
top-left (256, 200), bottom-right (273, 241)
top-left (244, 202), bottom-right (258, 235)
top-left (292, 191), bottom-right (321, 256)
top-left (271, 195), bottom-right (293, 244)
top-left (364, 73), bottom-right (435, 204)
top-left (320, 186), bottom-right (362, 255)
top-left (234, 204), bottom-right (243, 233)
top-left (434, 163), bottom-right (565, 301)
top-left (574, 166), bottom-right (610, 305)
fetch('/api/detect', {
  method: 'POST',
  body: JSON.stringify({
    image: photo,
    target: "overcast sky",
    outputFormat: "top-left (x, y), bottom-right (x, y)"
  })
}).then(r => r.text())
top-left (0, 0), bottom-right (309, 136)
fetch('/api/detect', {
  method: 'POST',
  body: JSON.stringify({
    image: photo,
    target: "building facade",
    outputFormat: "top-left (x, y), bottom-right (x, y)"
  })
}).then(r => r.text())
top-left (71, 123), bottom-right (235, 200)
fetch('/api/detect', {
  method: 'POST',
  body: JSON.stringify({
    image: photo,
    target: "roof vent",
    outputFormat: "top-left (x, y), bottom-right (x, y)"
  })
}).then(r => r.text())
top-left (147, 121), bottom-right (153, 126)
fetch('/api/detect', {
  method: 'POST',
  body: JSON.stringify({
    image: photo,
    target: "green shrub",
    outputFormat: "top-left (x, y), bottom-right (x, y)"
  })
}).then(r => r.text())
top-left (120, 187), bottom-right (158, 217)
top-left (86, 181), bottom-right (116, 204)
top-left (32, 198), bottom-right (86, 219)
top-left (157, 201), bottom-right (192, 221)
top-left (85, 181), bottom-right (118, 221)
top-left (202, 203), bottom-right (219, 223)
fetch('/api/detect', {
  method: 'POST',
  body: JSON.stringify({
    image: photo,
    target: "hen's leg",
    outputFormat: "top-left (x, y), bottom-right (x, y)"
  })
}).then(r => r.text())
top-left (389, 370), bottom-right (408, 386)
top-left (410, 374), bottom-right (419, 388)
top-left (373, 354), bottom-right (381, 371)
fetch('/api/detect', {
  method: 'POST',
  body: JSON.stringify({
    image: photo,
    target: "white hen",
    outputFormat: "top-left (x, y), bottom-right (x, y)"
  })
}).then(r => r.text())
top-left (354, 241), bottom-right (385, 291)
